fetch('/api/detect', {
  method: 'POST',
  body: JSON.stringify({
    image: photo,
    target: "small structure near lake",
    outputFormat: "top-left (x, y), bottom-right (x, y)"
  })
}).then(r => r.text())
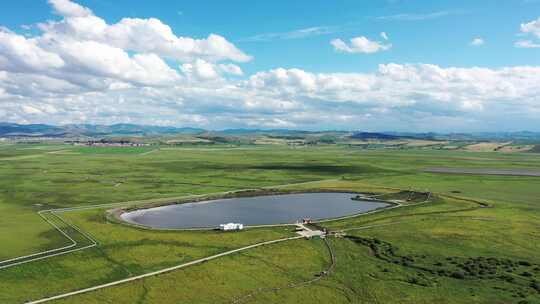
top-left (219, 223), bottom-right (244, 231)
top-left (302, 218), bottom-right (312, 224)
top-left (295, 222), bottom-right (325, 239)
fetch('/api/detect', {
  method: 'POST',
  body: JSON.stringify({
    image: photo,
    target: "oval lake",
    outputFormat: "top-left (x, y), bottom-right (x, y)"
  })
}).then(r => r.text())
top-left (121, 192), bottom-right (390, 229)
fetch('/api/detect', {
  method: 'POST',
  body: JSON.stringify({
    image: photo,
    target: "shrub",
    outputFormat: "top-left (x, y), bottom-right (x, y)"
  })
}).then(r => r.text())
top-left (500, 275), bottom-right (515, 283)
top-left (451, 272), bottom-right (466, 279)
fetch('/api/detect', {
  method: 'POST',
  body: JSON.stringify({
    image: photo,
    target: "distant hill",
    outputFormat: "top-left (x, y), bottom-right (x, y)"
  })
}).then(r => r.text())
top-left (349, 132), bottom-right (403, 140)
top-left (217, 129), bottom-right (312, 136)
top-left (0, 123), bottom-right (205, 137)
top-left (351, 131), bottom-right (540, 143)
top-left (0, 123), bottom-right (66, 137)
top-left (2, 123), bottom-right (540, 143)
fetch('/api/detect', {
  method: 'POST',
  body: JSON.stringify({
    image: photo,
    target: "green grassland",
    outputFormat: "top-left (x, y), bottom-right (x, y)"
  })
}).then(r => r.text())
top-left (0, 143), bottom-right (539, 303)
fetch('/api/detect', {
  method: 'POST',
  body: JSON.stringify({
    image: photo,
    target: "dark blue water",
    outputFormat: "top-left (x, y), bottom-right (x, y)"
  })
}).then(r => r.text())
top-left (121, 192), bottom-right (389, 229)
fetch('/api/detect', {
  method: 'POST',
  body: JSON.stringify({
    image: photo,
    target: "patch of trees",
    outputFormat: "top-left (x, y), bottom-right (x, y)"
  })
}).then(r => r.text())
top-left (346, 235), bottom-right (540, 299)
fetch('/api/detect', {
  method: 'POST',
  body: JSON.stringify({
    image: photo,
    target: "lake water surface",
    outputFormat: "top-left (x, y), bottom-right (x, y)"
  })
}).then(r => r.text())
top-left (121, 192), bottom-right (389, 229)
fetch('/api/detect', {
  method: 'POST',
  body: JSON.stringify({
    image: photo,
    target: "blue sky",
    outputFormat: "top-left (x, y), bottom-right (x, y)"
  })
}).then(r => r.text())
top-left (0, 0), bottom-right (539, 131)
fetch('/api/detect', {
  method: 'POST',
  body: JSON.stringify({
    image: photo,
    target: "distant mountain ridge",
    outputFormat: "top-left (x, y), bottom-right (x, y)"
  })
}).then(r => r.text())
top-left (2, 123), bottom-right (540, 141)
top-left (349, 132), bottom-right (404, 140)
top-left (0, 123), bottom-right (66, 137)
top-left (0, 123), bottom-right (205, 137)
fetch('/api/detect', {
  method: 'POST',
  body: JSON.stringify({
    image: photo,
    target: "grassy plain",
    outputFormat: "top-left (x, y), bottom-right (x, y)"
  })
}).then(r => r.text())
top-left (0, 143), bottom-right (539, 303)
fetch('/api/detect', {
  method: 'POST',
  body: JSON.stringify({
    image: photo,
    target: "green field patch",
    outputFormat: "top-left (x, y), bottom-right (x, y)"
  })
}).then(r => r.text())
top-left (68, 146), bottom-right (156, 155)
top-left (53, 239), bottom-right (330, 304)
top-left (1, 146), bottom-right (540, 303)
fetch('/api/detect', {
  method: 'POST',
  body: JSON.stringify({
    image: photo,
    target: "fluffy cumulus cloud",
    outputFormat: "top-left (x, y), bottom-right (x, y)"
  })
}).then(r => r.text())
top-left (247, 64), bottom-right (540, 110)
top-left (181, 60), bottom-right (243, 81)
top-left (470, 37), bottom-right (484, 46)
top-left (331, 36), bottom-right (392, 54)
top-left (0, 0), bottom-right (254, 89)
top-left (0, 27), bottom-right (181, 88)
top-left (240, 64), bottom-right (540, 130)
top-left (0, 1), bottom-right (540, 131)
top-left (0, 29), bottom-right (65, 72)
top-left (1, 61), bottom-right (540, 130)
top-left (43, 1), bottom-right (251, 62)
top-left (520, 17), bottom-right (540, 38)
top-left (49, 0), bottom-right (92, 17)
top-left (515, 17), bottom-right (540, 48)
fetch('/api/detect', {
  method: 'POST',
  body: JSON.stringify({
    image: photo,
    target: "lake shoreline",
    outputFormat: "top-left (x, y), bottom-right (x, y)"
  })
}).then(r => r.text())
top-left (112, 190), bottom-right (395, 230)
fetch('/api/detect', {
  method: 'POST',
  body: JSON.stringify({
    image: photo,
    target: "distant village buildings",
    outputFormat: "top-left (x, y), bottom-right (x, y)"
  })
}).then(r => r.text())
top-left (68, 140), bottom-right (149, 147)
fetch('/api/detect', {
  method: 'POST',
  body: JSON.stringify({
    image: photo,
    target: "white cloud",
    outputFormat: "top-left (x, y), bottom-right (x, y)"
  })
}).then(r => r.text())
top-left (244, 64), bottom-right (540, 128)
top-left (1, 63), bottom-right (540, 131)
top-left (380, 32), bottom-right (389, 40)
top-left (470, 37), bottom-right (484, 46)
top-left (218, 63), bottom-right (243, 76)
top-left (516, 17), bottom-right (540, 48)
top-left (181, 59), bottom-right (220, 81)
top-left (0, 29), bottom-right (65, 72)
top-left (244, 117), bottom-right (297, 128)
top-left (180, 60), bottom-right (242, 81)
top-left (0, 0), bottom-right (253, 90)
top-left (515, 40), bottom-right (540, 48)
top-left (21, 105), bottom-right (43, 115)
top-left (52, 40), bottom-right (180, 85)
top-left (331, 36), bottom-right (392, 54)
top-left (38, 11), bottom-right (251, 63)
top-left (375, 10), bottom-right (463, 21)
top-left (48, 0), bottom-right (92, 18)
top-left (242, 26), bottom-right (339, 42)
top-left (520, 17), bottom-right (540, 38)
